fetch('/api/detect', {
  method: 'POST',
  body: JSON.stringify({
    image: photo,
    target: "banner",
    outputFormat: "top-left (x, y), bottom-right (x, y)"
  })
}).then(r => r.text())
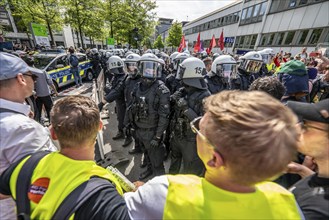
top-left (193, 32), bottom-right (201, 53)
top-left (206, 35), bottom-right (216, 54)
top-left (30, 23), bottom-right (50, 47)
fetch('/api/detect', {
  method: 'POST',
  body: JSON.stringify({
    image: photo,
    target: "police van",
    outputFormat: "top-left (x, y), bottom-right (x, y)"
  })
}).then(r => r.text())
top-left (33, 50), bottom-right (94, 90)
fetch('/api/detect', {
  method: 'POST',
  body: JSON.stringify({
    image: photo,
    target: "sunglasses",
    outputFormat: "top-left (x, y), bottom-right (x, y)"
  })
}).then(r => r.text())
top-left (23, 73), bottom-right (38, 82)
top-left (190, 116), bottom-right (219, 151)
top-left (300, 120), bottom-right (328, 132)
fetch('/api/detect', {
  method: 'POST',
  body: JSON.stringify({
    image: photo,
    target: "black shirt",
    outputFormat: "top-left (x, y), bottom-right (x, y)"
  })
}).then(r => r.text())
top-left (290, 173), bottom-right (329, 220)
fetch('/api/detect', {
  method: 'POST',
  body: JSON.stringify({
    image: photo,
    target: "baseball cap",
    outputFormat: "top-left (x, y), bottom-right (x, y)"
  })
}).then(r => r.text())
top-left (0, 52), bottom-right (43, 81)
top-left (287, 99), bottom-right (329, 124)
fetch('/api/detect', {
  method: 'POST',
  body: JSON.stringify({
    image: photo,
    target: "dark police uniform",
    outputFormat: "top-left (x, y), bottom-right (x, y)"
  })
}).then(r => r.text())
top-left (169, 87), bottom-right (210, 176)
top-left (205, 74), bottom-right (229, 94)
top-left (230, 68), bottom-right (257, 90)
top-left (128, 80), bottom-right (170, 177)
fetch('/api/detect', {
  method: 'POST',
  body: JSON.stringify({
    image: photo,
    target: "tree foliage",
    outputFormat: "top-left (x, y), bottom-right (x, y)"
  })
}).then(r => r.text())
top-left (166, 21), bottom-right (182, 48)
top-left (9, 0), bottom-right (63, 46)
top-left (153, 35), bottom-right (164, 49)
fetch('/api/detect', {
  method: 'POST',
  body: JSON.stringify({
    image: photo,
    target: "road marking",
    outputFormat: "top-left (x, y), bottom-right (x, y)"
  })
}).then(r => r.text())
top-left (124, 157), bottom-right (135, 176)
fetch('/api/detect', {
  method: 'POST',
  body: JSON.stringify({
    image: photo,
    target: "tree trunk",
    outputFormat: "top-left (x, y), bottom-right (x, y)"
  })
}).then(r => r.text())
top-left (46, 21), bottom-right (56, 47)
top-left (79, 25), bottom-right (84, 49)
top-left (90, 36), bottom-right (92, 47)
top-left (76, 30), bottom-right (80, 48)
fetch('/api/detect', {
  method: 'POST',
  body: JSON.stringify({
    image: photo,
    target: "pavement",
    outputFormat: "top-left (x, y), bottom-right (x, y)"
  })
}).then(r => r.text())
top-left (56, 81), bottom-right (171, 183)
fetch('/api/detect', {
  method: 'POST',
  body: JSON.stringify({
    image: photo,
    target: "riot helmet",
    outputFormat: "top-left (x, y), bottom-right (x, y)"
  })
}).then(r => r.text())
top-left (125, 51), bottom-right (134, 58)
top-left (124, 53), bottom-right (140, 77)
top-left (91, 48), bottom-right (98, 55)
top-left (105, 51), bottom-right (112, 58)
top-left (212, 53), bottom-right (220, 61)
top-left (138, 53), bottom-right (162, 79)
top-left (211, 55), bottom-right (238, 80)
top-left (173, 52), bottom-right (190, 71)
top-left (259, 48), bottom-right (275, 65)
top-left (177, 57), bottom-right (208, 90)
top-left (200, 51), bottom-right (208, 60)
top-left (169, 52), bottom-right (179, 66)
top-left (107, 55), bottom-right (125, 75)
top-left (239, 51), bottom-right (263, 74)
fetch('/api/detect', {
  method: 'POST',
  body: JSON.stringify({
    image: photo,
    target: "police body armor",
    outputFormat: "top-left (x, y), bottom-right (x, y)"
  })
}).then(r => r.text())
top-left (124, 76), bottom-right (141, 106)
top-left (205, 75), bottom-right (229, 94)
top-left (129, 80), bottom-right (169, 129)
top-left (230, 69), bottom-right (254, 91)
top-left (171, 88), bottom-right (210, 139)
top-left (165, 73), bottom-right (182, 94)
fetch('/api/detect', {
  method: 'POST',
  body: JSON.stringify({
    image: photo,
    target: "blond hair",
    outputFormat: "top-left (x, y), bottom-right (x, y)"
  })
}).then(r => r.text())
top-left (204, 90), bottom-right (298, 185)
top-left (50, 96), bottom-right (100, 148)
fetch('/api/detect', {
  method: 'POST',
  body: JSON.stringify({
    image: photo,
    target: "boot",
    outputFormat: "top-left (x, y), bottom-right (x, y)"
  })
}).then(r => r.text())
top-left (122, 136), bottom-right (133, 147)
top-left (139, 168), bottom-right (153, 180)
top-left (112, 130), bottom-right (124, 140)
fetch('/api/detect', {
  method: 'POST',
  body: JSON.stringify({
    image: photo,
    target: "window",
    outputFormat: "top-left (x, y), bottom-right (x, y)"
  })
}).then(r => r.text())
top-left (297, 30), bottom-right (309, 45)
top-left (239, 36), bottom-right (245, 47)
top-left (284, 31), bottom-right (296, 45)
top-left (299, 0), bottom-right (308, 5)
top-left (259, 2), bottom-right (267, 16)
top-left (260, 34), bottom-right (268, 46)
top-left (253, 4), bottom-right (260, 17)
top-left (308, 29), bottom-right (323, 44)
top-left (250, 35), bottom-right (257, 46)
top-left (289, 0), bottom-right (297, 7)
top-left (246, 7), bottom-right (253, 19)
top-left (268, 33), bottom-right (275, 45)
top-left (276, 32), bottom-right (285, 45)
top-left (244, 35), bottom-right (251, 47)
top-left (241, 9), bottom-right (247, 20)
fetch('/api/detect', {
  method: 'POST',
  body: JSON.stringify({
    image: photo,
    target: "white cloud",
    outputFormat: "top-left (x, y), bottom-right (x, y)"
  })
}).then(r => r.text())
top-left (154, 0), bottom-right (236, 22)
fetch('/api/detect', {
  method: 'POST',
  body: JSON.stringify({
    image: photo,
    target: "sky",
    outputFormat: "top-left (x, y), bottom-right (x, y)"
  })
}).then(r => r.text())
top-left (154, 0), bottom-right (236, 22)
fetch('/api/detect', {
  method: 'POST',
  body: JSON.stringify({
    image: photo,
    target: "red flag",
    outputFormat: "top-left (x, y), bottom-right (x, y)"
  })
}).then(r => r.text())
top-left (177, 35), bottom-right (186, 52)
top-left (218, 30), bottom-right (224, 51)
top-left (193, 32), bottom-right (201, 53)
top-left (206, 35), bottom-right (216, 55)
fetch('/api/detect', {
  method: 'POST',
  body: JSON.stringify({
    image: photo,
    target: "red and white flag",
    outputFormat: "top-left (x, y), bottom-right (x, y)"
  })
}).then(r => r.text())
top-left (193, 32), bottom-right (201, 53)
top-left (218, 29), bottom-right (224, 51)
top-left (206, 34), bottom-right (216, 55)
top-left (178, 35), bottom-right (186, 52)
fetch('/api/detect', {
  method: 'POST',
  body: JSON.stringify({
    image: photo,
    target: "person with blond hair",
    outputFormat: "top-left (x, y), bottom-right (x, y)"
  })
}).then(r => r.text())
top-left (124, 90), bottom-right (304, 219)
top-left (0, 96), bottom-right (130, 219)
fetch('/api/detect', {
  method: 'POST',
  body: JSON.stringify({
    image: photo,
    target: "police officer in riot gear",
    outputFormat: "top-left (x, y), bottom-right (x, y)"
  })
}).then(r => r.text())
top-left (123, 53), bottom-right (142, 150)
top-left (127, 53), bottom-right (170, 180)
top-left (169, 57), bottom-right (211, 176)
top-left (90, 48), bottom-right (102, 78)
top-left (165, 52), bottom-right (189, 94)
top-left (98, 56), bottom-right (128, 141)
top-left (205, 55), bottom-right (236, 94)
top-left (230, 51), bottom-right (263, 90)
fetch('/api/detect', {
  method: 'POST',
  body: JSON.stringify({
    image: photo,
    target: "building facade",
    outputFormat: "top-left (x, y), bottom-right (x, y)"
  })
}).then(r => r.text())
top-left (183, 0), bottom-right (329, 55)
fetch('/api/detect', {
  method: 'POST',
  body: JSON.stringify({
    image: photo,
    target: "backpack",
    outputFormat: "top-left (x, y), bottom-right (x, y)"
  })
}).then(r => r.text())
top-left (70, 55), bottom-right (79, 67)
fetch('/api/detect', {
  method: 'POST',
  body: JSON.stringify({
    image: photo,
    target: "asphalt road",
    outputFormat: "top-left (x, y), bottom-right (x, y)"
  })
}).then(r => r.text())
top-left (56, 81), bottom-right (171, 183)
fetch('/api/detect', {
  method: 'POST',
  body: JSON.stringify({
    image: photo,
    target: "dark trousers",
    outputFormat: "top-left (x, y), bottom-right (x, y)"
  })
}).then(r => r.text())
top-left (115, 100), bottom-right (126, 131)
top-left (136, 128), bottom-right (165, 176)
top-left (169, 135), bottom-right (205, 176)
top-left (35, 96), bottom-right (53, 122)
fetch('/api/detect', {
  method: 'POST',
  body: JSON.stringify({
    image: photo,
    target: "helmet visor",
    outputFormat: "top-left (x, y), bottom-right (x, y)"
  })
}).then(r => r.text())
top-left (140, 61), bottom-right (161, 79)
top-left (216, 64), bottom-right (238, 78)
top-left (242, 60), bottom-right (262, 74)
top-left (261, 54), bottom-right (273, 64)
top-left (176, 65), bottom-right (186, 80)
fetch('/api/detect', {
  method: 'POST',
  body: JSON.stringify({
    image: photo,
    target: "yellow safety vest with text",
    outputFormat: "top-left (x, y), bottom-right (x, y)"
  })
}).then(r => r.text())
top-left (163, 175), bottom-right (301, 219)
top-left (9, 152), bottom-right (124, 220)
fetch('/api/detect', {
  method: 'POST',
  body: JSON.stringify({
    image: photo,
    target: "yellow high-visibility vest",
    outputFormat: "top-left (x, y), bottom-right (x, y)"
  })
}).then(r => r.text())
top-left (163, 175), bottom-right (301, 219)
top-left (9, 152), bottom-right (123, 220)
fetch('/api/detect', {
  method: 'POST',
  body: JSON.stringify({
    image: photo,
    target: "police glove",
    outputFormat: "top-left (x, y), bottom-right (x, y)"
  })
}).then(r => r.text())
top-left (150, 137), bottom-right (161, 148)
top-left (98, 102), bottom-right (105, 112)
top-left (177, 98), bottom-right (188, 111)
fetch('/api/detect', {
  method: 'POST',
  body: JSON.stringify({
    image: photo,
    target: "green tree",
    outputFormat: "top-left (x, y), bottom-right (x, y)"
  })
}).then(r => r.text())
top-left (62, 0), bottom-right (104, 49)
top-left (153, 35), bottom-right (164, 49)
top-left (104, 0), bottom-right (156, 47)
top-left (166, 21), bottom-right (182, 48)
top-left (9, 0), bottom-right (63, 47)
